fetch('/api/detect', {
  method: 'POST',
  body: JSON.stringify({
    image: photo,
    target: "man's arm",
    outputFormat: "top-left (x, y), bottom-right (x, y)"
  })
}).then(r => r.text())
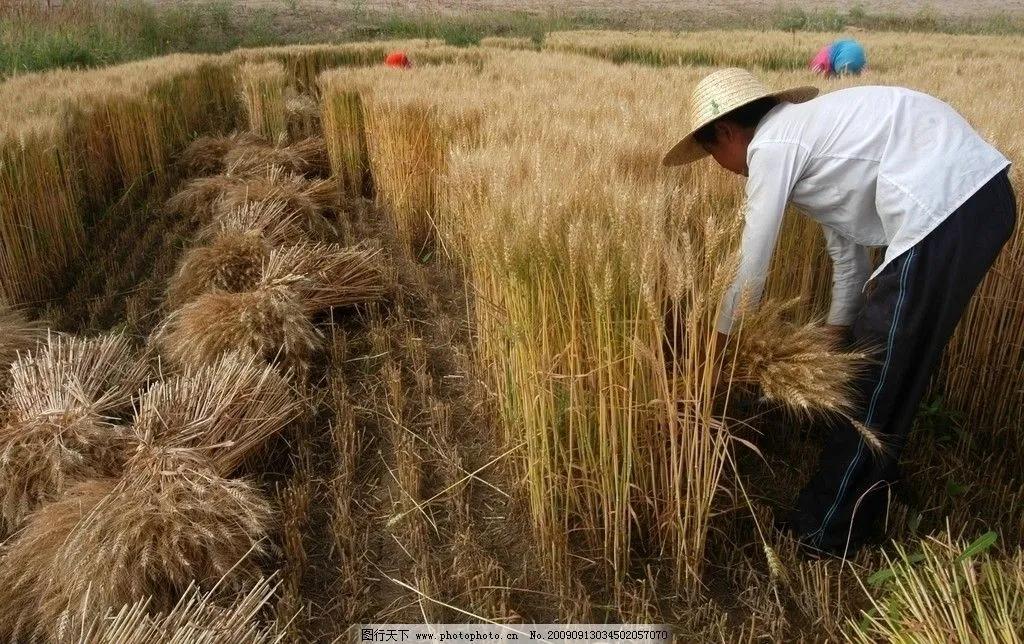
top-left (821, 226), bottom-right (871, 339)
top-left (717, 141), bottom-right (810, 335)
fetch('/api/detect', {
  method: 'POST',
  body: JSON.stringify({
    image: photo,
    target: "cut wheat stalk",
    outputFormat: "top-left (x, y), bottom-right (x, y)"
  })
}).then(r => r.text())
top-left (69, 573), bottom-right (283, 644)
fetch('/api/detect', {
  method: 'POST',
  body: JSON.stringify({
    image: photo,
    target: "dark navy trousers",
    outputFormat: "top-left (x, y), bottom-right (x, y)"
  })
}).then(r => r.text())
top-left (789, 168), bottom-right (1017, 554)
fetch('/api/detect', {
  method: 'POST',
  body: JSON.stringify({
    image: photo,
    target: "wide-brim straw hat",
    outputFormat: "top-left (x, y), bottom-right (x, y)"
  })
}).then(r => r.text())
top-left (663, 68), bottom-right (819, 166)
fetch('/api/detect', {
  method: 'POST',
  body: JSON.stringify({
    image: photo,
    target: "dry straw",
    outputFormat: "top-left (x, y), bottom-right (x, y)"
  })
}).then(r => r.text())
top-left (131, 352), bottom-right (304, 473)
top-left (165, 166), bottom-right (337, 239)
top-left (0, 445), bottom-right (273, 640)
top-left (69, 575), bottom-right (283, 644)
top-left (0, 334), bottom-right (150, 534)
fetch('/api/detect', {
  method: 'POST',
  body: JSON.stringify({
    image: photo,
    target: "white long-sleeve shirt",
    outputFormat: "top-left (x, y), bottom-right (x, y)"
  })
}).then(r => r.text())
top-left (717, 85), bottom-right (1010, 334)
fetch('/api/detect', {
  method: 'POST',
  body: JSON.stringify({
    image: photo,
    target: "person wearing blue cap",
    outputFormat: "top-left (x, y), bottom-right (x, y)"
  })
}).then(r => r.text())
top-left (663, 68), bottom-right (1016, 557)
top-left (811, 39), bottom-right (867, 76)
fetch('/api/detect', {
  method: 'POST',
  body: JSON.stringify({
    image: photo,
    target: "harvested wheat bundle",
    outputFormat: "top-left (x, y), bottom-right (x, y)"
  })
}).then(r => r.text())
top-left (201, 199), bottom-right (316, 246)
top-left (286, 93), bottom-right (321, 141)
top-left (728, 299), bottom-right (868, 416)
top-left (155, 283), bottom-right (323, 379)
top-left (166, 167), bottom-right (337, 238)
top-left (7, 333), bottom-right (150, 418)
top-left (178, 131), bottom-right (266, 177)
top-left (222, 136), bottom-right (330, 180)
top-left (286, 136), bottom-right (330, 178)
top-left (262, 243), bottom-right (386, 312)
top-left (0, 478), bottom-right (113, 641)
top-left (23, 444), bottom-right (272, 639)
top-left (69, 575), bottom-right (282, 644)
top-left (0, 334), bottom-right (150, 533)
top-left (0, 410), bottom-right (127, 536)
top-left (132, 352), bottom-right (304, 474)
top-left (166, 230), bottom-right (272, 311)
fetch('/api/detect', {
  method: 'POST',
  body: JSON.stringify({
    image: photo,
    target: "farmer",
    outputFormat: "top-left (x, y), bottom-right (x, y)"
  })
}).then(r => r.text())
top-left (810, 38), bottom-right (867, 76)
top-left (385, 51), bottom-right (412, 69)
top-left (663, 68), bottom-right (1016, 555)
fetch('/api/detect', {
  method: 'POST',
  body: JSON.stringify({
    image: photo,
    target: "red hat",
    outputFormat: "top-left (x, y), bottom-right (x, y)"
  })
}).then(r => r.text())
top-left (385, 51), bottom-right (411, 68)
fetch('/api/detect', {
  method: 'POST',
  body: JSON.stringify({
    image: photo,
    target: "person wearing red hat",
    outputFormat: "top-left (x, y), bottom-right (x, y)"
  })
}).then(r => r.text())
top-left (385, 51), bottom-right (412, 69)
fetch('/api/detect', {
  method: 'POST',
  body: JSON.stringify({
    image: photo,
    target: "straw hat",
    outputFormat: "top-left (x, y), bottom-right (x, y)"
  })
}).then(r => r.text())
top-left (662, 68), bottom-right (819, 166)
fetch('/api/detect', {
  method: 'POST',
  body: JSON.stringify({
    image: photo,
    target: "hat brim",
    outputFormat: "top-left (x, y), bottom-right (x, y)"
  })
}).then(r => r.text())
top-left (662, 85), bottom-right (819, 167)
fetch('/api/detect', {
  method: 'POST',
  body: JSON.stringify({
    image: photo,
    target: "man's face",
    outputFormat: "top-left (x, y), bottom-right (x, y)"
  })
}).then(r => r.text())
top-left (701, 122), bottom-right (750, 177)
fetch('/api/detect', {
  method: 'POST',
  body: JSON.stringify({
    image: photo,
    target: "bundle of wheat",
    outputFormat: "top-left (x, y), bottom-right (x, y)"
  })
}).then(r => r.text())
top-left (167, 237), bottom-right (384, 313)
top-left (286, 93), bottom-right (322, 141)
top-left (0, 445), bottom-right (273, 640)
top-left (69, 575), bottom-right (282, 644)
top-left (0, 334), bottom-right (150, 533)
top-left (166, 230), bottom-right (272, 311)
top-left (201, 199), bottom-right (319, 246)
top-left (286, 136), bottom-right (330, 178)
top-left (165, 168), bottom-right (336, 238)
top-left (0, 478), bottom-right (112, 640)
top-left (131, 353), bottom-right (303, 474)
top-left (7, 333), bottom-right (150, 417)
top-left (727, 299), bottom-right (869, 417)
top-left (155, 283), bottom-right (322, 378)
top-left (222, 136), bottom-right (330, 180)
top-left (178, 132), bottom-right (267, 177)
top-left (261, 243), bottom-right (386, 311)
top-left (0, 411), bottom-right (127, 536)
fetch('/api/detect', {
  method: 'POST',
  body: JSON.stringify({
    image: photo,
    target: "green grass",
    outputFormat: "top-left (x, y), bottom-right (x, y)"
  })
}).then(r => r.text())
top-left (0, 1), bottom-right (282, 77)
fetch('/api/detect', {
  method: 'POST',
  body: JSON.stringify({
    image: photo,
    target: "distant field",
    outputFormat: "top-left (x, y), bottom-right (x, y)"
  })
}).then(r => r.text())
top-left (170, 0), bottom-right (1024, 18)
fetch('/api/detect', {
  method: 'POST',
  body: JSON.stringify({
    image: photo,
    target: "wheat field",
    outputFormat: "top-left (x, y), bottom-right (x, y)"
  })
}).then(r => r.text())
top-left (0, 28), bottom-right (1022, 642)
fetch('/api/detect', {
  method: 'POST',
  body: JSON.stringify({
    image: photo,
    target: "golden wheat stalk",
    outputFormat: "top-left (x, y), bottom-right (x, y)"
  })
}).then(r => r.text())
top-left (237, 61), bottom-right (289, 143)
